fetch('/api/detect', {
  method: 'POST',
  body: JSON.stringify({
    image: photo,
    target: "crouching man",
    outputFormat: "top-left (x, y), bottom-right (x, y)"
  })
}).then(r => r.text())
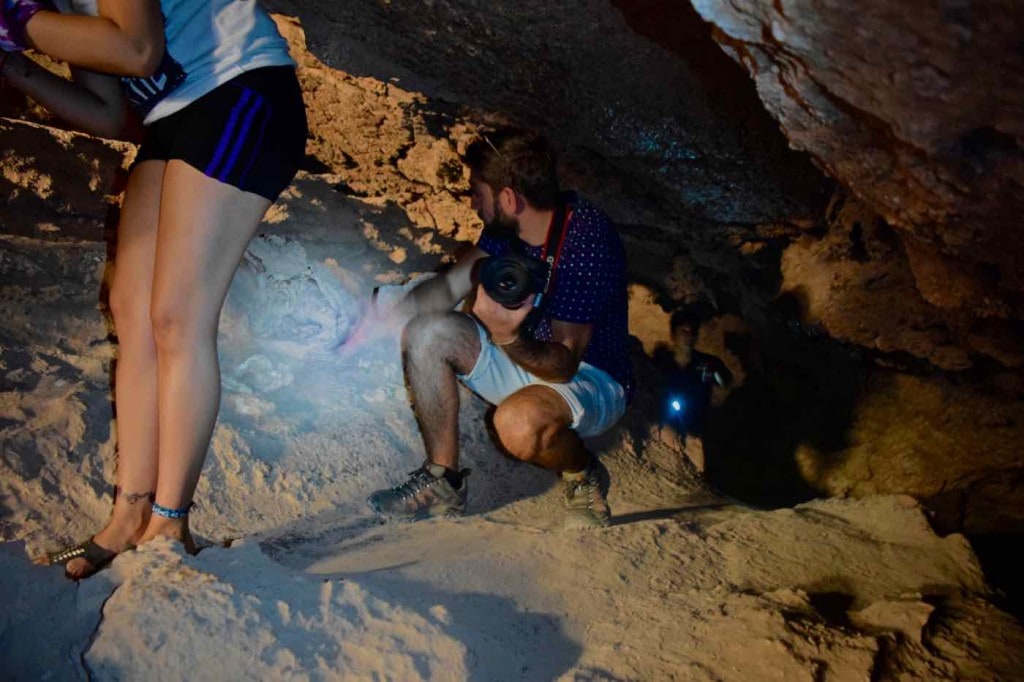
top-left (368, 128), bottom-right (632, 529)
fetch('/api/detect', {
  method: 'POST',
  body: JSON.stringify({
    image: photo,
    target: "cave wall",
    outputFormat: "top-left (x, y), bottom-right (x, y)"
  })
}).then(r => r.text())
top-left (263, 0), bottom-right (831, 228)
top-left (690, 0), bottom-right (1024, 334)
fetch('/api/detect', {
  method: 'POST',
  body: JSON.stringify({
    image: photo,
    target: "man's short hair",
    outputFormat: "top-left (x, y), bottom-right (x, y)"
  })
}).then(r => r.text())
top-left (670, 309), bottom-right (701, 335)
top-left (464, 128), bottom-right (560, 210)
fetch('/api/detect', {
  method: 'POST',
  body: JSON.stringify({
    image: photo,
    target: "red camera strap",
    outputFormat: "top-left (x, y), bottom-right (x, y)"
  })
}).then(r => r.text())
top-left (539, 200), bottom-right (573, 299)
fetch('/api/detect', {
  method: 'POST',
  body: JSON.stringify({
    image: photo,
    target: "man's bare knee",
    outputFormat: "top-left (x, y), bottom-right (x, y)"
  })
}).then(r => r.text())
top-left (492, 390), bottom-right (567, 462)
top-left (402, 313), bottom-right (445, 352)
top-left (402, 312), bottom-right (480, 372)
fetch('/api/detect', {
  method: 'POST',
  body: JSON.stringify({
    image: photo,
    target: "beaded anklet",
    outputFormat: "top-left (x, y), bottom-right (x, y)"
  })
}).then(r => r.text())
top-left (151, 502), bottom-right (194, 519)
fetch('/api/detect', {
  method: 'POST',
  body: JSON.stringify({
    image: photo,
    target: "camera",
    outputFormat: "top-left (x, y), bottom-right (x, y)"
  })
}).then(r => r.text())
top-left (478, 253), bottom-right (549, 309)
top-left (696, 361), bottom-right (729, 387)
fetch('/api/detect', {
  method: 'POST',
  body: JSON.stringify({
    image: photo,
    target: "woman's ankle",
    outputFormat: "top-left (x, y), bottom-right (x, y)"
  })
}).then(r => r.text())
top-left (140, 517), bottom-right (197, 554)
top-left (142, 512), bottom-right (194, 540)
top-left (94, 519), bottom-right (145, 550)
top-left (97, 508), bottom-right (152, 549)
top-left (109, 488), bottom-right (154, 531)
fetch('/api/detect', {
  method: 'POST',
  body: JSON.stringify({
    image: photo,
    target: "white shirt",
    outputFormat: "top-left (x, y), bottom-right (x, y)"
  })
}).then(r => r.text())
top-left (55, 0), bottom-right (295, 124)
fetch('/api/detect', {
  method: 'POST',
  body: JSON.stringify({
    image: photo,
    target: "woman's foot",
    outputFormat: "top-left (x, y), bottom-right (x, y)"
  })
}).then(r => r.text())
top-left (41, 506), bottom-right (150, 579)
top-left (138, 515), bottom-right (198, 555)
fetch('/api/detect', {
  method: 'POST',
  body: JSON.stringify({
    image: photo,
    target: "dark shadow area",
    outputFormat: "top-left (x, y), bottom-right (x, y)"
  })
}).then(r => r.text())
top-left (609, 0), bottom-right (776, 135)
top-left (257, 512), bottom-right (582, 680)
top-left (341, 575), bottom-right (582, 681)
top-left (610, 502), bottom-right (732, 526)
top-left (607, 0), bottom-right (835, 208)
top-left (620, 276), bottom-right (866, 511)
top-left (702, 318), bottom-right (867, 508)
top-left (967, 533), bottom-right (1024, 623)
top-left (0, 541), bottom-right (115, 682)
top-left (806, 591), bottom-right (856, 628)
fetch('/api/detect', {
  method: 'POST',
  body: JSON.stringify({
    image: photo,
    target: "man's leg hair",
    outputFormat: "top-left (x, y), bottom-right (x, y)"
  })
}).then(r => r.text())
top-left (402, 312), bottom-right (481, 470)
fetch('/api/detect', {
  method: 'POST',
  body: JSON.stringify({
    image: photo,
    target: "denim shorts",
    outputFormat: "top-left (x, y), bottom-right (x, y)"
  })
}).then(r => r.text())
top-left (457, 320), bottom-right (627, 438)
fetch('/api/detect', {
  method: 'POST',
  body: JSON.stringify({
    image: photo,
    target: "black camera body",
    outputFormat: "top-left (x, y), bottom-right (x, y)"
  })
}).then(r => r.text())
top-left (478, 253), bottom-right (550, 309)
top-left (695, 361), bottom-right (729, 388)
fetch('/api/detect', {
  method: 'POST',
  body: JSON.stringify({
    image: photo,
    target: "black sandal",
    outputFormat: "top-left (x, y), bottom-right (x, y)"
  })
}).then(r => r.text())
top-left (46, 538), bottom-right (119, 580)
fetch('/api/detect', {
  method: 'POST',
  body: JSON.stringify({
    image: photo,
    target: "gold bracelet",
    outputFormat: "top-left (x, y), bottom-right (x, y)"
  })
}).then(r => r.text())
top-left (494, 334), bottom-right (518, 347)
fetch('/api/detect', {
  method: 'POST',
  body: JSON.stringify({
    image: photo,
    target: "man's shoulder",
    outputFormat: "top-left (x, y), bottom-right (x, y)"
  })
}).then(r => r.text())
top-left (564, 194), bottom-right (620, 244)
top-left (567, 194), bottom-right (611, 224)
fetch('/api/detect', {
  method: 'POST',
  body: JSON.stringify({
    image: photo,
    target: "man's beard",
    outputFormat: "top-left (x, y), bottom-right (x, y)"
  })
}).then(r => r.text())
top-left (484, 205), bottom-right (519, 239)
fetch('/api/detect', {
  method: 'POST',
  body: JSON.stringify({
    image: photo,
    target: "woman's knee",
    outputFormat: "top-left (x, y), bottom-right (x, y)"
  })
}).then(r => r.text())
top-left (149, 295), bottom-right (207, 353)
top-left (108, 276), bottom-right (152, 340)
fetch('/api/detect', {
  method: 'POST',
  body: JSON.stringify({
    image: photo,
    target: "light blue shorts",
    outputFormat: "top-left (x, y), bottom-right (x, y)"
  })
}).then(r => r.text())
top-left (457, 321), bottom-right (627, 438)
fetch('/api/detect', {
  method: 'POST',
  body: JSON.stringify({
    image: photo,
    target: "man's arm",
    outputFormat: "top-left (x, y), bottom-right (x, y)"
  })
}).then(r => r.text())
top-left (499, 318), bottom-right (593, 383)
top-left (473, 286), bottom-right (593, 383)
top-left (395, 246), bottom-right (488, 319)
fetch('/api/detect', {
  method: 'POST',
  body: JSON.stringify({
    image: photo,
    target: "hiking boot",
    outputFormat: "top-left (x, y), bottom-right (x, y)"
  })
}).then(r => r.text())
top-left (367, 460), bottom-right (469, 521)
top-left (562, 460), bottom-right (611, 529)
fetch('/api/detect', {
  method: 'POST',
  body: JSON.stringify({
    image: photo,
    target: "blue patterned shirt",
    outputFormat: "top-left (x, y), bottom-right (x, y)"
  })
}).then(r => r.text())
top-left (477, 194), bottom-right (633, 399)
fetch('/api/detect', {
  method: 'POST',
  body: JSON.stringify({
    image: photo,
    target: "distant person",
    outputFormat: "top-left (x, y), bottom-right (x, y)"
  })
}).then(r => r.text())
top-left (657, 310), bottom-right (732, 473)
top-left (361, 128), bottom-right (632, 528)
top-left (2, 0), bottom-right (307, 578)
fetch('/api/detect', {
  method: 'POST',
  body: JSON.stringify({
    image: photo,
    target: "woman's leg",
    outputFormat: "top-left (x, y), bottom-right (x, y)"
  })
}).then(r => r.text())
top-left (139, 160), bottom-right (271, 548)
top-left (65, 160), bottom-right (164, 578)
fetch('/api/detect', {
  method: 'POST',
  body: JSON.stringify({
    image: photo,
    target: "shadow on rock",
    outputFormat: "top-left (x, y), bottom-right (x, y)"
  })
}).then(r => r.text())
top-left (317, 570), bottom-right (583, 682)
top-left (702, 321), bottom-right (867, 509)
top-left (0, 541), bottom-right (117, 682)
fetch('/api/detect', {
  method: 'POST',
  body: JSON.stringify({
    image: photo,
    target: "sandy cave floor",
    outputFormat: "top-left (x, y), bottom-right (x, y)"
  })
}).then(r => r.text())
top-left (2, 162), bottom-right (1023, 680)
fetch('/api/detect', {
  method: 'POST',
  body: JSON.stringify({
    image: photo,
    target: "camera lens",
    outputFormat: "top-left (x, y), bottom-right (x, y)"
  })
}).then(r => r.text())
top-left (479, 254), bottom-right (548, 309)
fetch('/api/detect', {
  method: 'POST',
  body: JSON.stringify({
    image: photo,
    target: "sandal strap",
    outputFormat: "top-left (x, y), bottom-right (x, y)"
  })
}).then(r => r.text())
top-left (48, 544), bottom-right (87, 565)
top-left (48, 538), bottom-right (117, 568)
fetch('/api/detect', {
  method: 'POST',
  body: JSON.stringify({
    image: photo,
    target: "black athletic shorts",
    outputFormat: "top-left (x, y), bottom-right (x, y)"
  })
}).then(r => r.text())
top-left (134, 66), bottom-right (307, 201)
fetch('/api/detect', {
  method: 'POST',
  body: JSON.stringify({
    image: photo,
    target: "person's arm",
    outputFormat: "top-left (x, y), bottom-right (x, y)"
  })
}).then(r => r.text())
top-left (339, 246), bottom-right (488, 357)
top-left (395, 246), bottom-right (488, 318)
top-left (1, 52), bottom-right (129, 138)
top-left (22, 0), bottom-right (164, 77)
top-left (499, 317), bottom-right (593, 383)
top-left (472, 286), bottom-right (593, 383)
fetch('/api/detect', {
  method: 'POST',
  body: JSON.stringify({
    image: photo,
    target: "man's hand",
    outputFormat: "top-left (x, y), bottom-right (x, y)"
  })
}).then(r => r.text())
top-left (471, 284), bottom-right (534, 344)
top-left (336, 285), bottom-right (412, 358)
top-left (474, 285), bottom-right (591, 382)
